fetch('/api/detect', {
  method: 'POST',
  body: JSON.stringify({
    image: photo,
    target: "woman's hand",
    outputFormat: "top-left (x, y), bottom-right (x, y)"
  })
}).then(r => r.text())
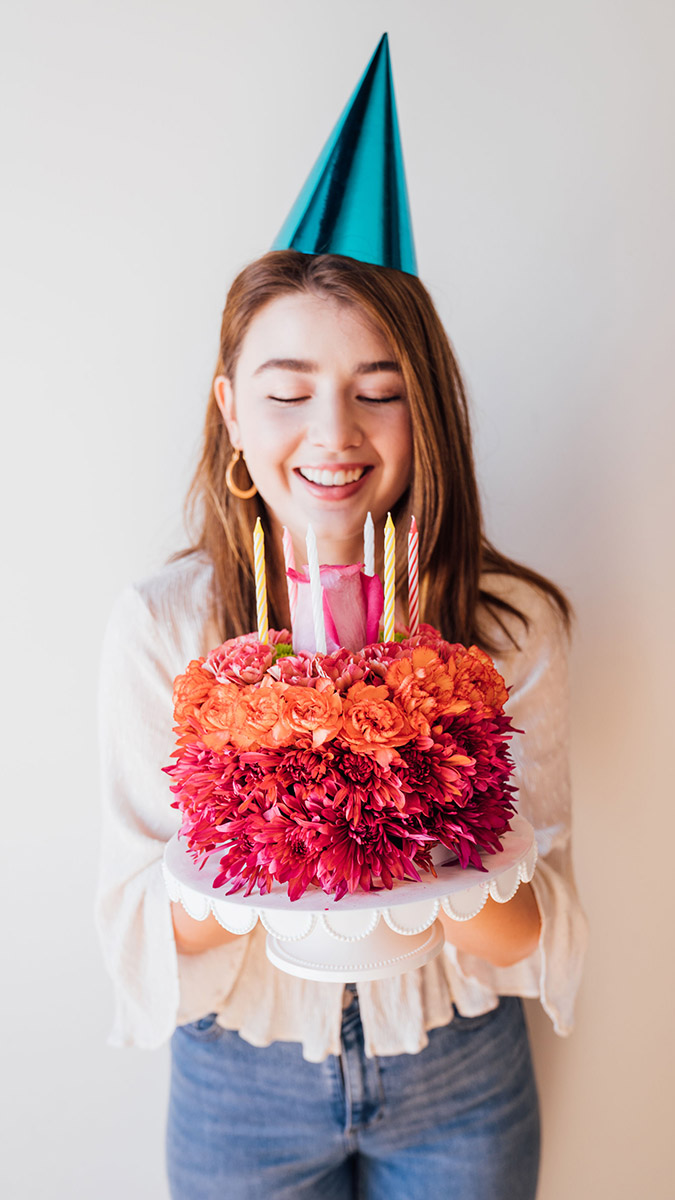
top-left (171, 901), bottom-right (245, 955)
top-left (438, 882), bottom-right (542, 968)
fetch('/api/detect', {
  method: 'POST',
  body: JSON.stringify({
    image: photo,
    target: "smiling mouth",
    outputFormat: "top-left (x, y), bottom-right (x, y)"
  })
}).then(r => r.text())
top-left (296, 466), bottom-right (372, 488)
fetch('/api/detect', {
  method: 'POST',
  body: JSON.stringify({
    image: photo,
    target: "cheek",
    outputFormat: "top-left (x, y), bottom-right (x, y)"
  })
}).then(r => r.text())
top-left (239, 407), bottom-right (300, 471)
top-left (385, 412), bottom-right (414, 476)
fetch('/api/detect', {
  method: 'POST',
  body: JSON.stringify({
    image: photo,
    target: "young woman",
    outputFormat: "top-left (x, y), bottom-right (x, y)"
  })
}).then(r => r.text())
top-left (96, 250), bottom-right (587, 1199)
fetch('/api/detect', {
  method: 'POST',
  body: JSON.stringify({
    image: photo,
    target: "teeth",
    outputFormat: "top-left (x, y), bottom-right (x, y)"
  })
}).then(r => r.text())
top-left (299, 467), bottom-right (366, 486)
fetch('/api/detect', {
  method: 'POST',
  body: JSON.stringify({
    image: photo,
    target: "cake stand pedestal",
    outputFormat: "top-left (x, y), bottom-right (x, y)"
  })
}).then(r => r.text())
top-left (163, 814), bottom-right (537, 983)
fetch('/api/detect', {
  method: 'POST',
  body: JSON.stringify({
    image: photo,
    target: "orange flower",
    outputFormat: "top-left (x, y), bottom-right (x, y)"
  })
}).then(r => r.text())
top-left (385, 647), bottom-right (469, 733)
top-left (452, 645), bottom-right (508, 714)
top-left (340, 681), bottom-right (413, 766)
top-left (172, 658), bottom-right (215, 747)
top-left (230, 681), bottom-right (291, 751)
top-left (280, 679), bottom-right (343, 748)
top-left (199, 680), bottom-right (242, 752)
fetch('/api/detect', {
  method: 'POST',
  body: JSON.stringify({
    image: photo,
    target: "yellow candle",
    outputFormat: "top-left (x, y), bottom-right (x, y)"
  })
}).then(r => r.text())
top-left (383, 512), bottom-right (395, 642)
top-left (253, 516), bottom-right (268, 644)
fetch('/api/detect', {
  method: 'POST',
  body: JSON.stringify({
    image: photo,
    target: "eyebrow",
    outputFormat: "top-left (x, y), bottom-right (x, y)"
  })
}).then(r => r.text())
top-left (252, 358), bottom-right (402, 376)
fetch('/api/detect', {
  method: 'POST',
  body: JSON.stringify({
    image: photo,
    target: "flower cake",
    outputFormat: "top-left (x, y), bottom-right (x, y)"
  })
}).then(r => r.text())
top-left (164, 557), bottom-right (518, 901)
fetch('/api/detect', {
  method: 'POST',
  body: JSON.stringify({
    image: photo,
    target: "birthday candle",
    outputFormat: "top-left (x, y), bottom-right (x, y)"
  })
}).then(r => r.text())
top-left (253, 516), bottom-right (268, 644)
top-left (282, 526), bottom-right (298, 626)
top-left (383, 512), bottom-right (396, 642)
top-left (363, 511), bottom-right (375, 576)
top-left (306, 525), bottom-right (327, 654)
top-left (408, 515), bottom-right (420, 636)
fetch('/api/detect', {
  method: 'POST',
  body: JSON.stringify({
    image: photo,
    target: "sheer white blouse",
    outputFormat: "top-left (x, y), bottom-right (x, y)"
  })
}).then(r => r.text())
top-left (95, 551), bottom-right (587, 1062)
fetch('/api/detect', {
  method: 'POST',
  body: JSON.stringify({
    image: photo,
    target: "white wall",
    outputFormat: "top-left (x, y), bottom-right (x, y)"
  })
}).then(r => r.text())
top-left (2, 1), bottom-right (673, 1196)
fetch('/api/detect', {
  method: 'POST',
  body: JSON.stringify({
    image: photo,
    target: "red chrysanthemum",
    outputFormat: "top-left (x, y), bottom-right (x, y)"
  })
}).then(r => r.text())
top-left (397, 730), bottom-right (475, 811)
top-left (310, 803), bottom-right (433, 900)
top-left (327, 748), bottom-right (407, 823)
top-left (243, 798), bottom-right (323, 900)
top-left (164, 741), bottom-right (241, 859)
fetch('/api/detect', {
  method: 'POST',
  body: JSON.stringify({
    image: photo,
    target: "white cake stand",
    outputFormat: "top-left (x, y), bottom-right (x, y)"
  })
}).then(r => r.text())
top-left (163, 814), bottom-right (537, 982)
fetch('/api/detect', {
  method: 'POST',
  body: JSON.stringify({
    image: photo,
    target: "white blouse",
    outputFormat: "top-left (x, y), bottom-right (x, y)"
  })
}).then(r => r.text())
top-left (95, 551), bottom-right (587, 1062)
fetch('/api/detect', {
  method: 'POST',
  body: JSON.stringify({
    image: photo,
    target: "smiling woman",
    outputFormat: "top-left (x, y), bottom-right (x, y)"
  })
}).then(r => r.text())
top-left (96, 248), bottom-right (588, 1200)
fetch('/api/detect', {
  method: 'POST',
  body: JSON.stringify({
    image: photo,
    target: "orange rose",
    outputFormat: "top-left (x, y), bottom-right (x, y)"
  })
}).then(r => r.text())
top-left (230, 681), bottom-right (291, 750)
top-left (384, 646), bottom-right (470, 733)
top-left (279, 679), bottom-right (343, 748)
top-left (340, 681), bottom-right (413, 766)
top-left (172, 658), bottom-right (215, 747)
top-left (452, 645), bottom-right (508, 713)
top-left (198, 680), bottom-right (242, 752)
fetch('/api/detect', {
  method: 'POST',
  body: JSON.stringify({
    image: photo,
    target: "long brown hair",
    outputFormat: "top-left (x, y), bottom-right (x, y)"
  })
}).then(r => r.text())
top-left (172, 250), bottom-right (571, 649)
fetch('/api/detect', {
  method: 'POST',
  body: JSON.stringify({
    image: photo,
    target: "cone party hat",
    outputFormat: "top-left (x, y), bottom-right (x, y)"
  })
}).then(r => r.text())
top-left (271, 33), bottom-right (417, 276)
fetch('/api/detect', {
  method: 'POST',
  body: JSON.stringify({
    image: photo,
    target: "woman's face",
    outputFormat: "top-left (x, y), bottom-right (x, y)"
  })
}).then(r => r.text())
top-left (215, 291), bottom-right (413, 564)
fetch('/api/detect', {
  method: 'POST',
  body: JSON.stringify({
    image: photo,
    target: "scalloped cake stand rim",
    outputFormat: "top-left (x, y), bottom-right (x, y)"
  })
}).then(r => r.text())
top-left (163, 814), bottom-right (535, 913)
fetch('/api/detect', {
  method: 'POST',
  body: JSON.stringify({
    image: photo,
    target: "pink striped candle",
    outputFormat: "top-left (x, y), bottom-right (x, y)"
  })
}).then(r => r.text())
top-left (383, 513), bottom-right (396, 642)
top-left (408, 515), bottom-right (419, 635)
top-left (282, 526), bottom-right (298, 626)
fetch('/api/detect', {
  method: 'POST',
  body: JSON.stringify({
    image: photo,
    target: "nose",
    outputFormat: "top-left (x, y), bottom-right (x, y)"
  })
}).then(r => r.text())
top-left (308, 393), bottom-right (363, 452)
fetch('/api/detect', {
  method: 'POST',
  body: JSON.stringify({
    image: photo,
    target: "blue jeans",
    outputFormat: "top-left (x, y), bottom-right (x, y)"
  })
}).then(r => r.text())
top-left (167, 990), bottom-right (540, 1200)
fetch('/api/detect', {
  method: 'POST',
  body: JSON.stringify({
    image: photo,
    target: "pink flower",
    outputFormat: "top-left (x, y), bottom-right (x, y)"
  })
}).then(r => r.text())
top-left (267, 652), bottom-right (317, 687)
top-left (359, 639), bottom-right (405, 672)
top-left (288, 563), bottom-right (384, 654)
top-left (269, 628), bottom-right (293, 646)
top-left (315, 647), bottom-right (370, 692)
top-left (205, 636), bottom-right (273, 685)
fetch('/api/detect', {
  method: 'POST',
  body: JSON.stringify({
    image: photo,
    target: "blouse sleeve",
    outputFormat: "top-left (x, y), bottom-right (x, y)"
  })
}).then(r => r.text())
top-left (448, 584), bottom-right (588, 1035)
top-left (94, 582), bottom-right (249, 1048)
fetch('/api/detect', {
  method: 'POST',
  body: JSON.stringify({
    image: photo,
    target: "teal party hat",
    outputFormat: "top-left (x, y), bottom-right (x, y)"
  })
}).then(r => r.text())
top-left (271, 33), bottom-right (417, 276)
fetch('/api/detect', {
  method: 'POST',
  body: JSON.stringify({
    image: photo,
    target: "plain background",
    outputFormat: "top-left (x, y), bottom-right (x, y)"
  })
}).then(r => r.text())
top-left (2, 1), bottom-right (673, 1196)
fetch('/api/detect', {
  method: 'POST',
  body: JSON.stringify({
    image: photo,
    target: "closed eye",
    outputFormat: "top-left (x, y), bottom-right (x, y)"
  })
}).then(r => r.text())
top-left (358, 395), bottom-right (402, 403)
top-left (267, 394), bottom-right (403, 403)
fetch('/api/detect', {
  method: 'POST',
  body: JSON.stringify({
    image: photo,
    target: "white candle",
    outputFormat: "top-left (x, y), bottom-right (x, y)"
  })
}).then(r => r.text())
top-left (282, 526), bottom-right (298, 626)
top-left (363, 511), bottom-right (375, 576)
top-left (306, 525), bottom-right (327, 654)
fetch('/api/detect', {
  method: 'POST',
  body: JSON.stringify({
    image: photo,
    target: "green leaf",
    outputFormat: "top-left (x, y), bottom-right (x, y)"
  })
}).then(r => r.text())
top-left (272, 643), bottom-right (295, 662)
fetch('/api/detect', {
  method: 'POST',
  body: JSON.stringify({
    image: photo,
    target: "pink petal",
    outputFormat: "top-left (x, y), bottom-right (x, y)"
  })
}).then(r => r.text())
top-left (289, 563), bottom-right (379, 654)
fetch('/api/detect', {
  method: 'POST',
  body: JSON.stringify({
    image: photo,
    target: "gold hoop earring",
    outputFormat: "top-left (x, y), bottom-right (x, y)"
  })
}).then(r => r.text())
top-left (226, 448), bottom-right (258, 499)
